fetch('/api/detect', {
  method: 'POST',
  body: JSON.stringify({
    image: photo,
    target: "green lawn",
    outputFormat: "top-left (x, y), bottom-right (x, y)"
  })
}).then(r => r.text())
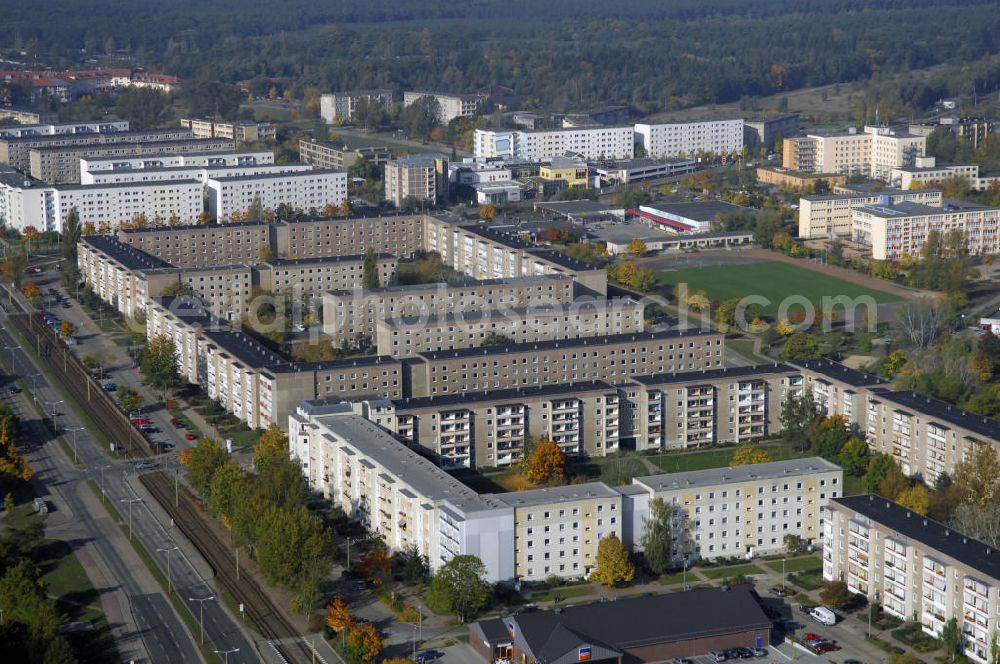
top-left (646, 439), bottom-right (811, 473)
top-left (699, 563), bottom-right (766, 579)
top-left (655, 261), bottom-right (899, 315)
top-left (529, 584), bottom-right (597, 603)
top-left (765, 556), bottom-right (822, 574)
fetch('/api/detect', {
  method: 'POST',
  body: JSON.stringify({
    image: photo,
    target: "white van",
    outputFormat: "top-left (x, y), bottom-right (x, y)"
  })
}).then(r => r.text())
top-left (809, 606), bottom-right (836, 626)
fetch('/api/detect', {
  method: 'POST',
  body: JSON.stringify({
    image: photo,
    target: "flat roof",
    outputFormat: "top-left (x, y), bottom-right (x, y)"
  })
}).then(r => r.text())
top-left (81, 236), bottom-right (172, 270)
top-left (325, 274), bottom-right (571, 297)
top-left (1, 128), bottom-right (189, 145)
top-left (868, 387), bottom-right (1000, 440)
top-left (789, 358), bottom-right (887, 388)
top-left (536, 200), bottom-right (624, 216)
top-left (495, 481), bottom-right (621, 509)
top-left (589, 157), bottom-right (697, 170)
top-left (417, 329), bottom-right (718, 360)
top-left (206, 168), bottom-right (345, 183)
top-left (263, 253), bottom-right (394, 268)
top-left (201, 329), bottom-right (288, 368)
top-left (149, 295), bottom-right (218, 328)
top-left (31, 138), bottom-right (232, 154)
top-left (383, 299), bottom-right (634, 328)
top-left (855, 201), bottom-right (945, 218)
top-left (119, 221), bottom-right (269, 234)
top-left (301, 137), bottom-right (392, 152)
top-left (82, 149), bottom-right (271, 163)
top-left (801, 188), bottom-right (931, 202)
top-left (632, 362), bottom-right (795, 386)
top-left (392, 379), bottom-right (617, 411)
top-left (832, 494), bottom-right (1000, 581)
top-left (643, 200), bottom-right (748, 222)
top-left (56, 178), bottom-right (201, 191)
top-left (634, 457), bottom-right (841, 493)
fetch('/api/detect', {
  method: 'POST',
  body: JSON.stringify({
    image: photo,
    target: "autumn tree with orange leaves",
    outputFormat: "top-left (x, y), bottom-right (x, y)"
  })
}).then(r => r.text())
top-left (357, 547), bottom-right (391, 588)
top-left (521, 438), bottom-right (566, 485)
top-left (325, 596), bottom-right (355, 632)
top-left (345, 622), bottom-right (383, 663)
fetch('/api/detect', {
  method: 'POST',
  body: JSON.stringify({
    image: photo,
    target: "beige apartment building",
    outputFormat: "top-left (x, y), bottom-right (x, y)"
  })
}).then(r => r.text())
top-left (406, 330), bottom-right (725, 398)
top-left (299, 138), bottom-right (391, 170)
top-left (623, 364), bottom-right (802, 452)
top-left (783, 127), bottom-right (925, 180)
top-left (384, 154), bottom-right (443, 207)
top-left (824, 495), bottom-right (1000, 663)
top-left (180, 118), bottom-right (276, 145)
top-left (380, 380), bottom-right (621, 468)
top-left (254, 255), bottom-right (398, 297)
top-left (0, 127), bottom-right (192, 171)
top-left (852, 200), bottom-right (1000, 260)
top-left (30, 137), bottom-right (236, 184)
top-left (277, 214), bottom-right (427, 260)
top-left (374, 298), bottom-right (645, 357)
top-left (322, 275), bottom-right (576, 341)
top-left (117, 222), bottom-right (272, 268)
top-left (798, 188), bottom-right (942, 238)
top-left (632, 458), bottom-right (842, 561)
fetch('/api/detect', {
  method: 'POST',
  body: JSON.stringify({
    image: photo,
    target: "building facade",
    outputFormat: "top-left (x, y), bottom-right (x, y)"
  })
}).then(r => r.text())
top-left (384, 155), bottom-right (443, 207)
top-left (798, 188), bottom-right (943, 239)
top-left (634, 120), bottom-right (744, 159)
top-left (298, 139), bottom-right (391, 170)
top-left (403, 91), bottom-right (481, 124)
top-left (205, 170), bottom-right (348, 221)
top-left (852, 200), bottom-right (1000, 260)
top-left (179, 118), bottom-right (275, 145)
top-left (319, 90), bottom-right (394, 123)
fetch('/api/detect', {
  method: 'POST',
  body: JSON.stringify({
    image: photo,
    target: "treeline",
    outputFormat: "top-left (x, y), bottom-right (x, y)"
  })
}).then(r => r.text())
top-left (5, 1), bottom-right (1000, 111)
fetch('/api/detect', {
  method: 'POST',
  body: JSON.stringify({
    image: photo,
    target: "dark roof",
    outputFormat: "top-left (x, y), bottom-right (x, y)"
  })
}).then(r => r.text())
top-left (633, 362), bottom-right (795, 386)
top-left (149, 295), bottom-right (218, 328)
top-left (201, 330), bottom-right (288, 368)
top-left (417, 329), bottom-right (719, 360)
top-left (502, 585), bottom-right (770, 661)
top-left (475, 618), bottom-right (513, 644)
top-left (118, 221), bottom-right (269, 235)
top-left (790, 358), bottom-right (887, 388)
top-left (81, 236), bottom-right (172, 270)
top-left (205, 168), bottom-right (346, 183)
top-left (393, 379), bottom-right (617, 410)
top-left (643, 200), bottom-right (748, 222)
top-left (30, 138), bottom-right (231, 154)
top-left (526, 248), bottom-right (594, 271)
top-left (0, 127), bottom-right (189, 145)
top-left (263, 253), bottom-right (394, 267)
top-left (265, 355), bottom-right (400, 374)
top-left (56, 178), bottom-right (200, 192)
top-left (832, 495), bottom-right (1000, 581)
top-left (868, 388), bottom-right (1000, 440)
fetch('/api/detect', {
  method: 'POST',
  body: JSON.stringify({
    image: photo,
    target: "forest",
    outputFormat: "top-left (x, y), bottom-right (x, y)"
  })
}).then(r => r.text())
top-left (4, 0), bottom-right (1000, 112)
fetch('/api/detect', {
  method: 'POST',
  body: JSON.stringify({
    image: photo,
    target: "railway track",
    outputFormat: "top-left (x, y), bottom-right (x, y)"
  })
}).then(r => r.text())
top-left (141, 471), bottom-right (316, 664)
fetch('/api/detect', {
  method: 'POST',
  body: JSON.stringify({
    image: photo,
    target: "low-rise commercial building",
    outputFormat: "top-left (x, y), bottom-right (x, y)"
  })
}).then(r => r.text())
top-left (798, 188), bottom-right (942, 238)
top-left (634, 119), bottom-right (744, 159)
top-left (298, 138), bottom-right (391, 170)
top-left (375, 298), bottom-right (645, 357)
top-left (319, 90), bottom-right (394, 124)
top-left (205, 169), bottom-right (348, 222)
top-left (852, 199), bottom-right (1000, 260)
top-left (591, 157), bottom-right (698, 185)
top-left (756, 167), bottom-right (847, 191)
top-left (823, 494), bottom-right (1000, 663)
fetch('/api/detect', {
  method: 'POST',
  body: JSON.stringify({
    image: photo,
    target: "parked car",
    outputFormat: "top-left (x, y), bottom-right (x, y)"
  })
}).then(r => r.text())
top-left (8, 386), bottom-right (20, 395)
top-left (415, 651), bottom-right (444, 663)
top-left (138, 424), bottom-right (158, 433)
top-left (809, 606), bottom-right (837, 626)
top-left (170, 417), bottom-right (183, 428)
top-left (101, 381), bottom-right (117, 391)
top-left (769, 586), bottom-right (789, 597)
top-left (814, 644), bottom-right (840, 653)
top-left (803, 633), bottom-right (823, 643)
top-left (736, 648), bottom-right (755, 659)
top-left (130, 418), bottom-right (151, 425)
top-left (710, 651), bottom-right (727, 662)
top-left (184, 433), bottom-right (197, 441)
top-left (134, 461), bottom-right (157, 471)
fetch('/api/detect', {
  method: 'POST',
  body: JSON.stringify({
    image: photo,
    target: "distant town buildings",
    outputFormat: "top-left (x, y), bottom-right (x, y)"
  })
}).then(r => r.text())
top-left (179, 118), bottom-right (276, 146)
top-left (403, 91), bottom-right (481, 124)
top-left (474, 126), bottom-right (635, 161)
top-left (781, 126), bottom-right (926, 180)
top-left (298, 138), bottom-right (391, 170)
top-left (319, 90), bottom-right (394, 123)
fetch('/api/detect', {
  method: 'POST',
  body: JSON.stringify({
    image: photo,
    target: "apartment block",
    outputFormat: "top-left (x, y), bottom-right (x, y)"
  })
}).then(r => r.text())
top-left (81, 149), bottom-right (274, 174)
top-left (384, 154), bottom-right (444, 207)
top-left (744, 114), bottom-right (800, 150)
top-left (180, 118), bottom-right (275, 145)
top-left (783, 126), bottom-right (925, 180)
top-left (890, 156), bottom-right (1000, 192)
top-left (375, 298), bottom-right (645, 357)
top-left (0, 125), bottom-right (174, 171)
top-left (793, 358), bottom-right (888, 426)
top-left (0, 169), bottom-right (58, 232)
top-left (798, 188), bottom-right (943, 239)
top-left (319, 90), bottom-right (394, 123)
top-left (206, 169), bottom-right (348, 222)
top-left (403, 91), bottom-right (481, 124)
top-left (632, 458), bottom-right (842, 561)
top-left (299, 138), bottom-right (391, 170)
top-left (381, 381), bottom-right (621, 468)
top-left (474, 126), bottom-right (634, 161)
top-left (634, 120), bottom-right (744, 159)
top-left (0, 120), bottom-right (128, 139)
top-left (406, 330), bottom-right (725, 398)
top-left (116, 223), bottom-right (272, 268)
top-left (852, 200), bottom-right (1000, 261)
top-left (56, 179), bottom-right (204, 229)
top-left (277, 214), bottom-right (426, 259)
top-left (254, 255), bottom-right (398, 296)
top-left (80, 162), bottom-right (311, 186)
top-left (30, 137), bottom-right (236, 184)
top-left (0, 106), bottom-right (58, 125)
top-left (824, 495), bottom-right (1000, 662)
top-left (321, 275), bottom-right (576, 340)
top-left (623, 364), bottom-right (802, 452)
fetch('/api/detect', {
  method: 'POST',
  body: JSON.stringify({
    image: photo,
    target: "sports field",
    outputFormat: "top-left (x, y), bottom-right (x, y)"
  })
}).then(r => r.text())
top-left (655, 261), bottom-right (900, 315)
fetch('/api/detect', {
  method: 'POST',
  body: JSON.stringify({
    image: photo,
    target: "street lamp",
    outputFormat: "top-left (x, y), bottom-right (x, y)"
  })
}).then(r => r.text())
top-left (66, 426), bottom-right (84, 464)
top-left (189, 595), bottom-right (215, 645)
top-left (3, 345), bottom-right (19, 369)
top-left (156, 545), bottom-right (179, 594)
top-left (98, 464), bottom-right (111, 504)
top-left (346, 536), bottom-right (363, 571)
top-left (120, 497), bottom-right (141, 541)
top-left (43, 398), bottom-right (63, 433)
top-left (214, 648), bottom-right (239, 663)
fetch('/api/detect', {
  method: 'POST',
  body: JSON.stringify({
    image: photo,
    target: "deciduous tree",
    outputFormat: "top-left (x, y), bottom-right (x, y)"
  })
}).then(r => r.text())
top-left (780, 390), bottom-right (818, 451)
top-left (185, 438), bottom-right (230, 499)
top-left (591, 534), bottom-right (635, 586)
top-left (425, 555), bottom-right (490, 622)
top-left (361, 247), bottom-right (380, 289)
top-left (521, 438), bottom-right (565, 485)
top-left (640, 497), bottom-right (672, 575)
top-left (896, 483), bottom-right (930, 515)
top-left (345, 622), bottom-right (383, 663)
top-left (729, 444), bottom-right (770, 466)
top-left (325, 596), bottom-right (354, 632)
top-left (479, 204), bottom-right (497, 220)
top-left (819, 580), bottom-right (850, 609)
top-left (357, 547), bottom-right (391, 589)
top-left (628, 238), bottom-right (648, 256)
top-left (141, 335), bottom-right (181, 399)
top-left (838, 438), bottom-right (870, 476)
top-left (952, 441), bottom-right (1000, 507)
top-left (59, 321), bottom-right (77, 338)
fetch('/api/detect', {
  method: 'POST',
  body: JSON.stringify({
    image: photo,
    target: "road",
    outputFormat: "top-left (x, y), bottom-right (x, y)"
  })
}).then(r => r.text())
top-left (0, 290), bottom-right (261, 663)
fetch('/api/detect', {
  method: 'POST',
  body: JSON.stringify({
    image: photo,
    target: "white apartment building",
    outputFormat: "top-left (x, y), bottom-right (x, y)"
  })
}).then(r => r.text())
top-left (824, 495), bottom-right (1000, 663)
top-left (81, 162), bottom-right (311, 185)
top-left (0, 120), bottom-right (129, 138)
top-left (320, 90), bottom-right (394, 123)
top-left (891, 156), bottom-right (1000, 192)
top-left (473, 127), bottom-right (634, 161)
top-left (793, 126), bottom-right (926, 180)
top-left (852, 200), bottom-right (1000, 260)
top-left (403, 91), bottom-right (481, 124)
top-left (798, 188), bottom-right (943, 238)
top-left (0, 169), bottom-right (57, 232)
top-left (56, 180), bottom-right (203, 230)
top-left (81, 150), bottom-right (274, 175)
top-left (205, 169), bottom-right (348, 221)
top-left (634, 120), bottom-right (744, 159)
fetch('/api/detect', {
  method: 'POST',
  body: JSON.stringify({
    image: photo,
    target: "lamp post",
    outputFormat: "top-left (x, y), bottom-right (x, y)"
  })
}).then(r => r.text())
top-left (3, 345), bottom-right (19, 370)
top-left (120, 497), bottom-right (141, 541)
top-left (66, 426), bottom-right (84, 464)
top-left (189, 595), bottom-right (215, 644)
top-left (43, 398), bottom-right (64, 432)
top-left (98, 464), bottom-right (111, 504)
top-left (214, 648), bottom-right (239, 663)
top-left (346, 536), bottom-right (361, 571)
top-left (157, 545), bottom-right (179, 594)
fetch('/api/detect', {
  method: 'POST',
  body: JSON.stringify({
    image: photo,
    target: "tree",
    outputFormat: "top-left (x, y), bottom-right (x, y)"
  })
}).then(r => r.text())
top-left (59, 321), bottom-right (77, 338)
top-left (809, 415), bottom-right (851, 460)
top-left (480, 332), bottom-right (514, 348)
top-left (780, 390), bottom-right (818, 451)
top-left (1, 251), bottom-right (28, 289)
top-left (425, 555), bottom-right (490, 622)
top-left (864, 453), bottom-right (897, 493)
top-left (949, 503), bottom-right (1000, 548)
top-left (361, 247), bottom-right (380, 290)
top-left (896, 298), bottom-right (950, 350)
top-left (396, 544), bottom-right (431, 585)
top-left (819, 580), bottom-right (850, 609)
top-left (896, 484), bottom-right (930, 515)
top-left (879, 462), bottom-right (910, 501)
top-left (254, 424), bottom-right (289, 466)
top-left (521, 438), bottom-right (566, 485)
top-left (782, 332), bottom-right (821, 360)
top-left (259, 243), bottom-right (274, 262)
top-left (400, 96), bottom-right (441, 141)
top-left (628, 238), bottom-right (648, 256)
top-left (21, 281), bottom-right (41, 307)
top-left (979, 332), bottom-right (1000, 373)
top-left (838, 438), bottom-right (870, 476)
top-left (479, 204), bottom-right (497, 220)
top-left (21, 226), bottom-right (40, 256)
top-left (4, 492), bottom-right (14, 513)
top-left (357, 547), bottom-right (391, 589)
top-left (640, 497), bottom-right (672, 575)
top-left (325, 596), bottom-right (355, 633)
top-left (115, 88), bottom-right (169, 129)
top-left (61, 207), bottom-right (81, 261)
top-left (784, 534), bottom-right (805, 554)
top-left (591, 534), bottom-right (635, 586)
top-left (115, 387), bottom-right (143, 413)
top-left (141, 335), bottom-right (181, 399)
top-left (953, 441), bottom-right (1000, 507)
top-left (345, 622), bottom-right (383, 663)
top-left (730, 444), bottom-right (770, 466)
top-left (185, 438), bottom-right (230, 499)
top-left (941, 617), bottom-right (963, 663)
